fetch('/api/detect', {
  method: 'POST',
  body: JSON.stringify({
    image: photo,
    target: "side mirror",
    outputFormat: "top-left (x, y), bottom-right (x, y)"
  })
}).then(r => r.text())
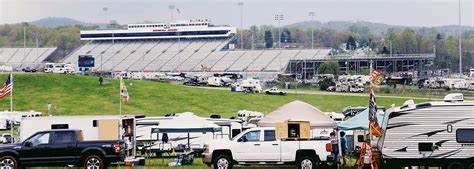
top-left (24, 141), bottom-right (32, 147)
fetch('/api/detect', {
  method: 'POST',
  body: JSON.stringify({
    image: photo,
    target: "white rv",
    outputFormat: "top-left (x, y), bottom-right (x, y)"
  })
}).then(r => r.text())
top-left (0, 111), bottom-right (42, 124)
top-left (20, 115), bottom-right (136, 143)
top-left (44, 63), bottom-right (75, 74)
top-left (379, 93), bottom-right (474, 168)
top-left (234, 78), bottom-right (262, 93)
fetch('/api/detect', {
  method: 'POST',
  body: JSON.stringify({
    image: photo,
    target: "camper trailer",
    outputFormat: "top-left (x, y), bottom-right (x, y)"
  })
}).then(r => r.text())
top-left (20, 115), bottom-right (136, 143)
top-left (379, 93), bottom-right (474, 168)
top-left (0, 111), bottom-right (42, 124)
top-left (234, 78), bottom-right (262, 93)
top-left (135, 113), bottom-right (242, 155)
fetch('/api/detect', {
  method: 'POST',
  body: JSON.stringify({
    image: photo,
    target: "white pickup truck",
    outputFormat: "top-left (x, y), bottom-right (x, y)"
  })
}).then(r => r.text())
top-left (203, 127), bottom-right (333, 169)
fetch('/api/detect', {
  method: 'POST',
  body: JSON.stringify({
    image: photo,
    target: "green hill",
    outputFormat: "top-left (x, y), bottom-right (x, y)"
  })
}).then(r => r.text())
top-left (0, 74), bottom-right (412, 118)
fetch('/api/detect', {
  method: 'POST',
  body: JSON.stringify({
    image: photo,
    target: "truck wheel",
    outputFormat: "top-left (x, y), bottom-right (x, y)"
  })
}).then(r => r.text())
top-left (447, 162), bottom-right (464, 169)
top-left (83, 155), bottom-right (104, 169)
top-left (0, 156), bottom-right (18, 169)
top-left (214, 154), bottom-right (233, 169)
top-left (298, 155), bottom-right (317, 169)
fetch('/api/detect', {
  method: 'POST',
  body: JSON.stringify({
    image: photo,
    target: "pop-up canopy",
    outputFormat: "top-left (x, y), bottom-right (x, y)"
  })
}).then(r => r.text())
top-left (258, 100), bottom-right (337, 128)
top-left (337, 108), bottom-right (384, 131)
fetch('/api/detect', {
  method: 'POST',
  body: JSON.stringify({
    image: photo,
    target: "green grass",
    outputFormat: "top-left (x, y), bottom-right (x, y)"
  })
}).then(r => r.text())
top-left (0, 74), bottom-right (420, 118)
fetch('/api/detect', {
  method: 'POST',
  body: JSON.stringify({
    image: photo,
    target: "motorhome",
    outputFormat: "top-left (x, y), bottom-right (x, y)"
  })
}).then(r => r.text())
top-left (378, 93), bottom-right (474, 168)
top-left (236, 110), bottom-right (264, 127)
top-left (207, 77), bottom-right (232, 87)
top-left (234, 78), bottom-right (262, 93)
top-left (44, 63), bottom-right (75, 74)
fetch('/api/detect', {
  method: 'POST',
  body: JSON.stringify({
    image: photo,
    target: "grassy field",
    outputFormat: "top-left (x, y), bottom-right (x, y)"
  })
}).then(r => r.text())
top-left (0, 73), bottom-right (421, 118)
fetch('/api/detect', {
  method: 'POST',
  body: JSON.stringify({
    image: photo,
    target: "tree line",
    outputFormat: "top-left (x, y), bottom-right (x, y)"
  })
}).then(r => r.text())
top-left (0, 23), bottom-right (473, 71)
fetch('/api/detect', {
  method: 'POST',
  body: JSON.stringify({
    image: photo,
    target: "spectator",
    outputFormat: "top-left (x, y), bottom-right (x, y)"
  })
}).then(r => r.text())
top-left (340, 131), bottom-right (348, 166)
top-left (47, 102), bottom-right (51, 115)
top-left (330, 131), bottom-right (339, 167)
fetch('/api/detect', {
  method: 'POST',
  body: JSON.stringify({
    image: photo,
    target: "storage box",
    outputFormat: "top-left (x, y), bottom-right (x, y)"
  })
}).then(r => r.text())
top-left (276, 121), bottom-right (310, 140)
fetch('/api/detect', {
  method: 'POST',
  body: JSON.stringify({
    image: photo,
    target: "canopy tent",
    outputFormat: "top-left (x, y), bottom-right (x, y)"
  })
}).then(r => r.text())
top-left (258, 100), bottom-right (337, 128)
top-left (337, 108), bottom-right (384, 131)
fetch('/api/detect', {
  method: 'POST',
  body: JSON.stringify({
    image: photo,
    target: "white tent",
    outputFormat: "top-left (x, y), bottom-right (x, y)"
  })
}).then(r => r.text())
top-left (258, 100), bottom-right (337, 128)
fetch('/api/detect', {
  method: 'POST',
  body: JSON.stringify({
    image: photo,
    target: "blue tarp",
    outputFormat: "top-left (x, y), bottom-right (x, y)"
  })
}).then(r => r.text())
top-left (337, 108), bottom-right (384, 131)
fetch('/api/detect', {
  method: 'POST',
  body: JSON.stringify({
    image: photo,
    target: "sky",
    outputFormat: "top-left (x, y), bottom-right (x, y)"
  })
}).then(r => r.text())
top-left (0, 0), bottom-right (473, 28)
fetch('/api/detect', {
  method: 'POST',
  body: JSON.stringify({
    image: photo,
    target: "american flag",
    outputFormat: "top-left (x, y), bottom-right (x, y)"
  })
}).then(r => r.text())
top-left (120, 77), bottom-right (129, 104)
top-left (0, 74), bottom-right (13, 98)
top-left (370, 70), bottom-right (381, 82)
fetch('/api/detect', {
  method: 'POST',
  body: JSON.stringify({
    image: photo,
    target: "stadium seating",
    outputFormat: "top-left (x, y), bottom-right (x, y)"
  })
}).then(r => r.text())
top-left (62, 38), bottom-right (331, 73)
top-left (0, 47), bottom-right (56, 69)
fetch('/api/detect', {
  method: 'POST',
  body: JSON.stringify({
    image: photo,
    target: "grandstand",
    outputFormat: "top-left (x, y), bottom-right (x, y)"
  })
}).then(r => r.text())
top-left (0, 47), bottom-right (57, 69)
top-left (63, 20), bottom-right (337, 77)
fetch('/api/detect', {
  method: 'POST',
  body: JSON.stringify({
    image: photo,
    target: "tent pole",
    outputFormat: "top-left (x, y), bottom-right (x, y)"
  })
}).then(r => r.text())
top-left (187, 133), bottom-right (190, 150)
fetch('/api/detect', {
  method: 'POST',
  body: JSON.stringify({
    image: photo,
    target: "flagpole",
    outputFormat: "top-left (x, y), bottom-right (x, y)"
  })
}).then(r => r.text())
top-left (119, 76), bottom-right (122, 116)
top-left (10, 73), bottom-right (13, 137)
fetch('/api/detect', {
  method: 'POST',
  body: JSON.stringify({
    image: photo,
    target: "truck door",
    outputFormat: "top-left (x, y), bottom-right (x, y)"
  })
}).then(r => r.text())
top-left (259, 130), bottom-right (281, 161)
top-left (50, 131), bottom-right (79, 163)
top-left (233, 130), bottom-right (261, 161)
top-left (19, 132), bottom-right (54, 164)
top-left (98, 119), bottom-right (119, 140)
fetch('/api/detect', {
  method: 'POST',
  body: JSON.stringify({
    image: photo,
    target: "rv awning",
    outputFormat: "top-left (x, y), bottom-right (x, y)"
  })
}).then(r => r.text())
top-left (151, 127), bottom-right (221, 133)
top-left (337, 108), bottom-right (384, 131)
top-left (150, 112), bottom-right (222, 133)
top-left (258, 100), bottom-right (337, 128)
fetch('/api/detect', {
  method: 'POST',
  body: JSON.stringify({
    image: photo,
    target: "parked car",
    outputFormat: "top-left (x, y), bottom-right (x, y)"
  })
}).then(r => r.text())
top-left (203, 127), bottom-right (332, 169)
top-left (264, 87), bottom-right (287, 95)
top-left (0, 129), bottom-right (125, 168)
top-left (183, 78), bottom-right (200, 86)
top-left (22, 67), bottom-right (37, 73)
top-left (326, 86), bottom-right (336, 92)
top-left (0, 133), bottom-right (13, 144)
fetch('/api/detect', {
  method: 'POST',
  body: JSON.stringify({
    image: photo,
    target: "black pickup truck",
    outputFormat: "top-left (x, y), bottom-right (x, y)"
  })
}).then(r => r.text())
top-left (0, 129), bottom-right (125, 169)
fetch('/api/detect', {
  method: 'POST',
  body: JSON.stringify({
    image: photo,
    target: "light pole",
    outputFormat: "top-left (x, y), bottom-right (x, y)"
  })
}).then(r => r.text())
top-left (275, 14), bottom-right (284, 71)
top-left (238, 2), bottom-right (244, 50)
top-left (308, 12), bottom-right (315, 49)
top-left (169, 5), bottom-right (175, 23)
top-left (458, 0), bottom-right (462, 75)
top-left (111, 20), bottom-right (117, 76)
top-left (103, 7), bottom-right (108, 29)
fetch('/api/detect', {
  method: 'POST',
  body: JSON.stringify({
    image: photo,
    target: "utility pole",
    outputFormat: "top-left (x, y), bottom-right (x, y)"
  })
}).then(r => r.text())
top-left (458, 0), bottom-right (462, 75)
top-left (275, 14), bottom-right (284, 71)
top-left (103, 7), bottom-right (108, 29)
top-left (238, 2), bottom-right (244, 50)
top-left (169, 5), bottom-right (175, 23)
top-left (308, 12), bottom-right (315, 49)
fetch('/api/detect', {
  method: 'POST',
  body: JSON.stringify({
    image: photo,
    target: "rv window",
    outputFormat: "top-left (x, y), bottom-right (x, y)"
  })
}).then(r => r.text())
top-left (456, 129), bottom-right (474, 143)
top-left (51, 124), bottom-right (69, 129)
top-left (22, 115), bottom-right (27, 118)
top-left (93, 120), bottom-right (98, 127)
top-left (264, 130), bottom-right (276, 141)
top-left (53, 131), bottom-right (75, 144)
